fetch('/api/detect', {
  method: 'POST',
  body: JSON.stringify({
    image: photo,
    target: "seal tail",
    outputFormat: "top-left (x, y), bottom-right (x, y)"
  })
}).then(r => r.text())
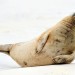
top-left (0, 44), bottom-right (13, 53)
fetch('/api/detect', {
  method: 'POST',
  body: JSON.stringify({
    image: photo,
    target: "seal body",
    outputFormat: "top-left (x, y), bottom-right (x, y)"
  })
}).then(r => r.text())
top-left (0, 14), bottom-right (75, 67)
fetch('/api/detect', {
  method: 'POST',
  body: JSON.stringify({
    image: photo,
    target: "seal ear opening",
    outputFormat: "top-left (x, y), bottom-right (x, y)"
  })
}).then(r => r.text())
top-left (36, 32), bottom-right (50, 53)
